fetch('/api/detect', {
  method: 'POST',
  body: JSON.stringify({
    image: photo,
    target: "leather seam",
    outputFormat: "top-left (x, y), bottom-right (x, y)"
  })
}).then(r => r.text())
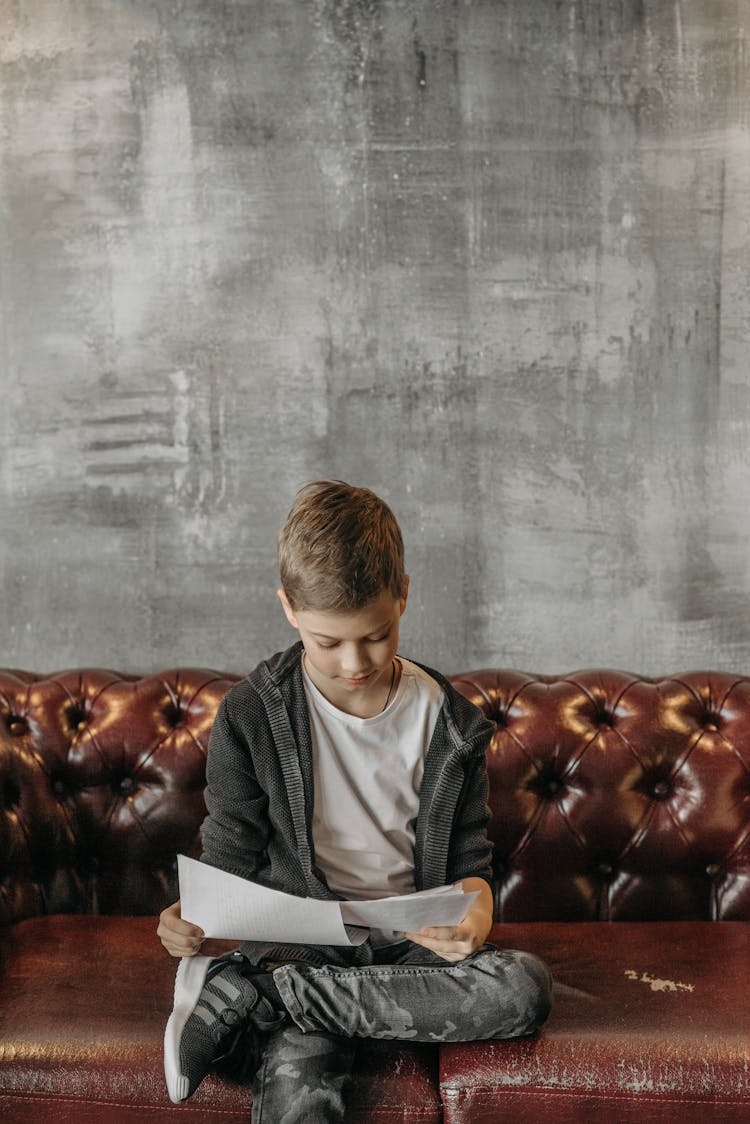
top-left (0, 1091), bottom-right (242, 1115)
top-left (441, 1085), bottom-right (750, 1106)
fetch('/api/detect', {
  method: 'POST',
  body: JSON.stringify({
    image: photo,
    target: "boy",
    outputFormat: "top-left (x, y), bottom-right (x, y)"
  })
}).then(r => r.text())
top-left (158, 481), bottom-right (552, 1121)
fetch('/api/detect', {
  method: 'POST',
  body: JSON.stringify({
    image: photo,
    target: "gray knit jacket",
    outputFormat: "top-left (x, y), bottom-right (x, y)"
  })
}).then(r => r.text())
top-left (199, 641), bottom-right (496, 964)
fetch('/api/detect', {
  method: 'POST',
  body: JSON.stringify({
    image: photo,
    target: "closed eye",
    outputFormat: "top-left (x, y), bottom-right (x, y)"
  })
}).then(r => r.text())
top-left (316, 632), bottom-right (390, 650)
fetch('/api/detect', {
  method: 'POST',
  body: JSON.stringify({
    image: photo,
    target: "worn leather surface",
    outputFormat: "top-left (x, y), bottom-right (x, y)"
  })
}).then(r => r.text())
top-left (441, 919), bottom-right (750, 1122)
top-left (0, 914), bottom-right (440, 1122)
top-left (3, 914), bottom-right (747, 1122)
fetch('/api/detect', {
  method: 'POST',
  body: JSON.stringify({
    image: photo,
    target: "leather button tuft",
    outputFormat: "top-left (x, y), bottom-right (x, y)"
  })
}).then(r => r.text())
top-left (598, 862), bottom-right (614, 877)
top-left (706, 863), bottom-right (721, 878)
top-left (165, 704), bottom-right (182, 727)
top-left (52, 779), bottom-right (67, 797)
top-left (653, 780), bottom-right (670, 799)
top-left (3, 779), bottom-right (21, 809)
top-left (67, 707), bottom-right (87, 731)
top-left (531, 770), bottom-right (565, 799)
top-left (118, 777), bottom-right (136, 795)
top-left (8, 717), bottom-right (26, 736)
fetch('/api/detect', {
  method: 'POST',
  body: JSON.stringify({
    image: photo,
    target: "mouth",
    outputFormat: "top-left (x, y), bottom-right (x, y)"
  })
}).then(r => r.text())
top-left (341, 672), bottom-right (374, 686)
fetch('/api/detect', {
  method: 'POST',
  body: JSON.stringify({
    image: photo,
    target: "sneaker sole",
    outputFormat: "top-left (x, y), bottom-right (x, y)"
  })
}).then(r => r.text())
top-left (164, 954), bottom-right (213, 1103)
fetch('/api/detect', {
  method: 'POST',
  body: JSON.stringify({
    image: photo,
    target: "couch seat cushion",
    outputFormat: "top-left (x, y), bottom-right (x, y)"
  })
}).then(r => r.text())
top-left (440, 920), bottom-right (750, 1123)
top-left (0, 915), bottom-right (440, 1123)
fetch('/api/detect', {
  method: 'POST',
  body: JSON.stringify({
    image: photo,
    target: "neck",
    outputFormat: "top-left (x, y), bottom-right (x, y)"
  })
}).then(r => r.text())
top-left (303, 654), bottom-right (400, 719)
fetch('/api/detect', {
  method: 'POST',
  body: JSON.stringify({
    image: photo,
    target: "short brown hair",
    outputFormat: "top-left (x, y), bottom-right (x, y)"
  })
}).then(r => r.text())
top-left (278, 480), bottom-right (405, 611)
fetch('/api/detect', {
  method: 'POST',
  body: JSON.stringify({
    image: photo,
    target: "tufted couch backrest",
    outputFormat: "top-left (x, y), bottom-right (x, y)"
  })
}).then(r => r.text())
top-left (0, 669), bottom-right (240, 925)
top-left (1, 667), bottom-right (749, 927)
top-left (454, 669), bottom-right (750, 922)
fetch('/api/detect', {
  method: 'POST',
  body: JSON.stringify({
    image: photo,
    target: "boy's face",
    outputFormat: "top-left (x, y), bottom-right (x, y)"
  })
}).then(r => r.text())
top-left (278, 583), bottom-right (409, 712)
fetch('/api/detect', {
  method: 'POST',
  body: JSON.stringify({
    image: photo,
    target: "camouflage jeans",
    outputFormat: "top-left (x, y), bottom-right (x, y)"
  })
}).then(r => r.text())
top-left (249, 941), bottom-right (552, 1123)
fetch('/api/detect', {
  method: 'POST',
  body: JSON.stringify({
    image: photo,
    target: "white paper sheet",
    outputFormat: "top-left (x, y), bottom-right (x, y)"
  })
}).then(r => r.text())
top-left (178, 855), bottom-right (356, 945)
top-left (178, 855), bottom-right (478, 947)
top-left (339, 883), bottom-right (478, 932)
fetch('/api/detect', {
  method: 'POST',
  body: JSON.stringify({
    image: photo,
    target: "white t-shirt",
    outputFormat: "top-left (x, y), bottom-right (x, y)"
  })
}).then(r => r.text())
top-left (302, 657), bottom-right (444, 901)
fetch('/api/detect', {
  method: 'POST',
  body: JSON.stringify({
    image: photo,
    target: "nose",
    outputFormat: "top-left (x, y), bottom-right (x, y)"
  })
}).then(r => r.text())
top-left (343, 665), bottom-right (370, 679)
top-left (340, 644), bottom-right (370, 678)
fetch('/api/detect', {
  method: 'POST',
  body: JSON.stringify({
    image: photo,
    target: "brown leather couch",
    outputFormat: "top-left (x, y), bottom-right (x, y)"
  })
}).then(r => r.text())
top-left (1, 666), bottom-right (748, 1121)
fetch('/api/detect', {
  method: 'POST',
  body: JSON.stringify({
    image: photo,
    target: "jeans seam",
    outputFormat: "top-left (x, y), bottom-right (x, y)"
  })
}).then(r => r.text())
top-left (302, 964), bottom-right (473, 981)
top-left (274, 967), bottom-right (316, 1032)
top-left (252, 1044), bottom-right (270, 1122)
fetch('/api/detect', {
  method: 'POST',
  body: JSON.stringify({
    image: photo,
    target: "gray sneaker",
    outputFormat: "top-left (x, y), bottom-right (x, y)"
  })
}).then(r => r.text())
top-left (164, 952), bottom-right (286, 1103)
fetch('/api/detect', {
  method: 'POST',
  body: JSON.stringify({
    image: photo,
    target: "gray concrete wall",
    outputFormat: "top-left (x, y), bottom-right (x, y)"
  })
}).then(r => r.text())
top-left (1, 0), bottom-right (749, 676)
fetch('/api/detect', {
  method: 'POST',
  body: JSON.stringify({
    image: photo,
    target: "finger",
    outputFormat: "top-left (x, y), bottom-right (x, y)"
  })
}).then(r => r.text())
top-left (409, 927), bottom-right (480, 958)
top-left (405, 927), bottom-right (463, 945)
top-left (159, 936), bottom-right (197, 957)
top-left (405, 934), bottom-right (467, 963)
top-left (157, 920), bottom-right (204, 954)
top-left (424, 936), bottom-right (474, 956)
top-left (158, 915), bottom-right (203, 941)
top-left (406, 931), bottom-right (472, 955)
top-left (159, 935), bottom-right (202, 957)
top-left (160, 912), bottom-right (204, 939)
top-left (418, 925), bottom-right (462, 941)
top-left (176, 921), bottom-right (205, 940)
top-left (163, 945), bottom-right (193, 958)
top-left (159, 900), bottom-right (203, 935)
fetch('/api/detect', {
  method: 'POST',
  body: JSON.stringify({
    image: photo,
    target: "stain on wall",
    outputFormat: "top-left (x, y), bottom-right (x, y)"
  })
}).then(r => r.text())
top-left (1, 0), bottom-right (749, 674)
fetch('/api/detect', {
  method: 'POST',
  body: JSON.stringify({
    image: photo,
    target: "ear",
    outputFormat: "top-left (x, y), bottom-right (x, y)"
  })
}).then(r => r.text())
top-left (399, 575), bottom-right (410, 615)
top-left (277, 588), bottom-right (299, 630)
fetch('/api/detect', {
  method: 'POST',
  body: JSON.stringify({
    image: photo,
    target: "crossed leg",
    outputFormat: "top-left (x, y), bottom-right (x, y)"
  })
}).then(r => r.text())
top-left (248, 942), bottom-right (551, 1122)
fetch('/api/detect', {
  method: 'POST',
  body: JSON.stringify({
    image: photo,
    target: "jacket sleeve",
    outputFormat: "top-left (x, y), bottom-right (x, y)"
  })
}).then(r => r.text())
top-left (446, 751), bottom-right (495, 888)
top-left (199, 692), bottom-right (271, 882)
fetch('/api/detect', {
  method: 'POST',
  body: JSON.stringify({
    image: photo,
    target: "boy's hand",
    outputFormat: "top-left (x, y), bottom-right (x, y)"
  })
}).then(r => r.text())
top-left (404, 878), bottom-right (493, 963)
top-left (157, 900), bottom-right (238, 959)
top-left (157, 900), bottom-right (204, 957)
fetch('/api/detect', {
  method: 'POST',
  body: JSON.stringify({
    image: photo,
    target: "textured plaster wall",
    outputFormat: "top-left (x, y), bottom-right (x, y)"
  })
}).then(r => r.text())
top-left (1, 0), bottom-right (749, 675)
